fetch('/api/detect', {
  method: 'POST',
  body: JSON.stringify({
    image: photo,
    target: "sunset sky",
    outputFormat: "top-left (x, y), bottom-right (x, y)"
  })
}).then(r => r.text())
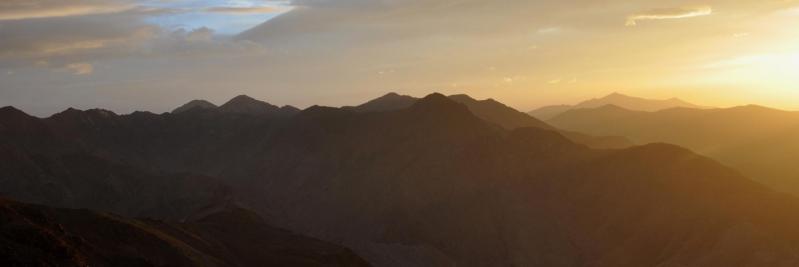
top-left (1, 0), bottom-right (798, 116)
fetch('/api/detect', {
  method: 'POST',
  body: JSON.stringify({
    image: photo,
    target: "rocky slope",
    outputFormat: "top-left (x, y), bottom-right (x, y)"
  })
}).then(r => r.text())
top-left (0, 198), bottom-right (370, 266)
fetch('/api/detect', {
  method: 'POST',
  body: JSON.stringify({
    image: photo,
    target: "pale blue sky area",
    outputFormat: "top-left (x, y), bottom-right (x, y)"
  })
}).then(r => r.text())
top-left (142, 0), bottom-right (289, 35)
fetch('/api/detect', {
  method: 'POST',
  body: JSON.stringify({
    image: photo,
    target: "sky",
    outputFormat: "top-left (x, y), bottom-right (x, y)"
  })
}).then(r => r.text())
top-left (1, 0), bottom-right (798, 116)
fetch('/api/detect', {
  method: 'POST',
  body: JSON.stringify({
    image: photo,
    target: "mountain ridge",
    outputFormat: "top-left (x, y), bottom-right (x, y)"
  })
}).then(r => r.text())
top-left (548, 103), bottom-right (799, 196)
top-left (4, 93), bottom-right (799, 266)
top-left (530, 92), bottom-right (707, 120)
top-left (347, 92), bottom-right (632, 149)
top-left (172, 95), bottom-right (301, 117)
top-left (173, 99), bottom-right (218, 114)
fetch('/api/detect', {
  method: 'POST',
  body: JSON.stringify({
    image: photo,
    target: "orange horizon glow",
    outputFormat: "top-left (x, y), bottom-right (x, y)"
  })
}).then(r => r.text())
top-left (1, 1), bottom-right (798, 115)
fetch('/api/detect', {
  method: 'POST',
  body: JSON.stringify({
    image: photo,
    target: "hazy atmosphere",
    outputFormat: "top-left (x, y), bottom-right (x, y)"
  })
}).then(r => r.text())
top-left (2, 0), bottom-right (798, 116)
top-left (3, 1), bottom-right (799, 266)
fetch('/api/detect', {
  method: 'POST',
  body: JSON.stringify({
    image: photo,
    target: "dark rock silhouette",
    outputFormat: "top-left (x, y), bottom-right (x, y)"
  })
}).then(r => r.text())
top-left (3, 93), bottom-right (799, 266)
top-left (219, 95), bottom-right (284, 115)
top-left (350, 92), bottom-right (418, 112)
top-left (173, 95), bottom-right (301, 117)
top-left (173, 99), bottom-right (218, 114)
top-left (348, 92), bottom-right (632, 149)
top-left (0, 198), bottom-right (370, 267)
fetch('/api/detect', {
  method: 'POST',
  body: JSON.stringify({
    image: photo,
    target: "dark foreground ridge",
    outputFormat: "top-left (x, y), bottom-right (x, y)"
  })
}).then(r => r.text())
top-left (0, 198), bottom-right (370, 267)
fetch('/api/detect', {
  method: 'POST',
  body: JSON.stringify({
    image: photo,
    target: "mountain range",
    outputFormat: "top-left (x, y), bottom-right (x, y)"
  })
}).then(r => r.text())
top-left (346, 92), bottom-right (633, 149)
top-left (2, 93), bottom-right (799, 266)
top-left (529, 92), bottom-right (707, 120)
top-left (548, 103), bottom-right (799, 196)
top-left (173, 95), bottom-right (301, 116)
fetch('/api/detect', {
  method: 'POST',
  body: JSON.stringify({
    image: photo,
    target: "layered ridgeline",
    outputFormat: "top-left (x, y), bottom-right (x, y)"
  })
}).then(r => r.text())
top-left (529, 92), bottom-right (706, 120)
top-left (346, 92), bottom-right (633, 149)
top-left (548, 103), bottom-right (799, 196)
top-left (174, 94), bottom-right (301, 116)
top-left (3, 93), bottom-right (799, 266)
top-left (0, 100), bottom-right (368, 266)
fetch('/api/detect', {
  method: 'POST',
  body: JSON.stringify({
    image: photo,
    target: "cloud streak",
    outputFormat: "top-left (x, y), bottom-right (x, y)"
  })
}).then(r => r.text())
top-left (0, 1), bottom-right (136, 21)
top-left (205, 6), bottom-right (281, 15)
top-left (626, 6), bottom-right (712, 26)
top-left (64, 62), bottom-right (94, 75)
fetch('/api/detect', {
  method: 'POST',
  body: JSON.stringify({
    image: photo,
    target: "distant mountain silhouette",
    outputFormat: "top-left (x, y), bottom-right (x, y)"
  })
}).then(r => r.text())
top-left (577, 92), bottom-right (705, 111)
top-left (280, 105), bottom-right (302, 114)
top-left (348, 92), bottom-right (633, 149)
top-left (4, 93), bottom-right (799, 266)
top-left (172, 99), bottom-right (217, 113)
top-left (549, 104), bottom-right (799, 195)
top-left (528, 104), bottom-right (572, 120)
top-left (350, 92), bottom-right (418, 112)
top-left (171, 95), bottom-right (301, 117)
top-left (219, 95), bottom-right (281, 115)
top-left (349, 92), bottom-right (552, 129)
top-left (0, 198), bottom-right (369, 266)
top-left (448, 94), bottom-right (554, 130)
top-left (530, 92), bottom-right (706, 120)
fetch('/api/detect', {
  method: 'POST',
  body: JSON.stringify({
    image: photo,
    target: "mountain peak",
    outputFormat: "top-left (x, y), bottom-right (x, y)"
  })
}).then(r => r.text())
top-left (221, 95), bottom-right (265, 108)
top-left (219, 95), bottom-right (280, 115)
top-left (414, 92), bottom-right (451, 105)
top-left (281, 105), bottom-right (301, 112)
top-left (411, 93), bottom-right (469, 114)
top-left (370, 92), bottom-right (412, 102)
top-left (372, 92), bottom-right (407, 101)
top-left (0, 106), bottom-right (21, 113)
top-left (573, 93), bottom-right (704, 112)
top-left (49, 107), bottom-right (84, 119)
top-left (0, 106), bottom-right (40, 130)
top-left (0, 106), bottom-right (31, 119)
top-left (229, 94), bottom-right (257, 102)
top-left (47, 108), bottom-right (119, 123)
top-left (173, 100), bottom-right (217, 114)
top-left (601, 92), bottom-right (634, 100)
top-left (86, 108), bottom-right (117, 117)
top-left (354, 92), bottom-right (417, 112)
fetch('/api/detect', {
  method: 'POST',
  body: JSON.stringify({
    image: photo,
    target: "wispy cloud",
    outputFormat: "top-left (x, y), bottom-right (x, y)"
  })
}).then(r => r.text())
top-left (626, 6), bottom-right (712, 26)
top-left (701, 53), bottom-right (799, 70)
top-left (0, 1), bottom-right (136, 21)
top-left (205, 6), bottom-right (281, 15)
top-left (65, 62), bottom-right (94, 75)
top-left (537, 27), bottom-right (562, 34)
